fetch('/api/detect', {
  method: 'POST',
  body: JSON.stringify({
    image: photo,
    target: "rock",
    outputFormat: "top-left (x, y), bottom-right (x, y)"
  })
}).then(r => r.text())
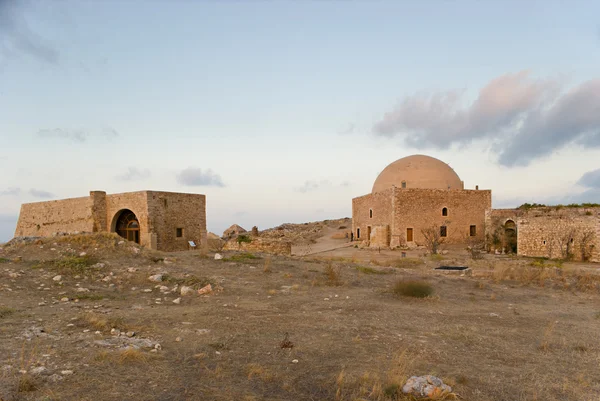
top-left (148, 274), bottom-right (163, 282)
top-left (79, 252), bottom-right (87, 257)
top-left (126, 331), bottom-right (135, 338)
top-left (60, 297), bottom-right (69, 302)
top-left (48, 373), bottom-right (63, 382)
top-left (292, 359), bottom-right (299, 364)
top-left (76, 287), bottom-right (90, 293)
top-left (214, 253), bottom-right (223, 260)
top-left (110, 328), bottom-right (121, 336)
top-left (172, 298), bottom-right (181, 305)
top-left (180, 286), bottom-right (194, 296)
top-left (175, 337), bottom-right (182, 342)
top-left (52, 275), bottom-right (62, 282)
top-left (154, 343), bottom-right (162, 351)
top-left (197, 284), bottom-right (212, 295)
top-left (127, 267), bottom-right (137, 273)
top-left (30, 366), bottom-right (47, 375)
top-left (489, 313), bottom-right (500, 317)
top-left (61, 370), bottom-right (74, 376)
top-left (402, 375), bottom-right (452, 399)
top-left (143, 289), bottom-right (153, 293)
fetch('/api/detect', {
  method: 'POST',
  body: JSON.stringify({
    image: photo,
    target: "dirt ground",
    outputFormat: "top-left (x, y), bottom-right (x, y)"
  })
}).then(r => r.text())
top-left (1, 233), bottom-right (599, 401)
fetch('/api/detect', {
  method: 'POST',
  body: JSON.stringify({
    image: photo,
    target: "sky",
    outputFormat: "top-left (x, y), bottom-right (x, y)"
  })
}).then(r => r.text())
top-left (1, 0), bottom-right (600, 242)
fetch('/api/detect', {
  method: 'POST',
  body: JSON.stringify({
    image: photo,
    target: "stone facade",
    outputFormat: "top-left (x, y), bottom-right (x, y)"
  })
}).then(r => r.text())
top-left (487, 207), bottom-right (600, 262)
top-left (15, 190), bottom-right (207, 252)
top-left (223, 237), bottom-right (292, 255)
top-left (353, 187), bottom-right (491, 248)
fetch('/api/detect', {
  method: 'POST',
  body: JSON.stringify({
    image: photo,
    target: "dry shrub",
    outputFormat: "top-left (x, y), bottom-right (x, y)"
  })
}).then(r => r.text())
top-left (247, 363), bottom-right (274, 381)
top-left (357, 266), bottom-right (391, 275)
top-left (80, 313), bottom-right (125, 332)
top-left (49, 255), bottom-right (100, 275)
top-left (538, 320), bottom-right (556, 352)
top-left (325, 262), bottom-right (343, 286)
top-left (118, 348), bottom-right (149, 364)
top-left (0, 306), bottom-right (15, 318)
top-left (263, 257), bottom-right (272, 273)
top-left (17, 375), bottom-right (37, 392)
top-left (393, 280), bottom-right (433, 298)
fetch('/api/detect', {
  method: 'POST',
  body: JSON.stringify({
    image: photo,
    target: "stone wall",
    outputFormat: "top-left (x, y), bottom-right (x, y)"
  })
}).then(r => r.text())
top-left (15, 196), bottom-right (94, 237)
top-left (146, 191), bottom-right (207, 252)
top-left (223, 237), bottom-right (292, 255)
top-left (392, 188), bottom-right (491, 247)
top-left (352, 188), bottom-right (394, 246)
top-left (516, 208), bottom-right (600, 262)
top-left (15, 190), bottom-right (207, 253)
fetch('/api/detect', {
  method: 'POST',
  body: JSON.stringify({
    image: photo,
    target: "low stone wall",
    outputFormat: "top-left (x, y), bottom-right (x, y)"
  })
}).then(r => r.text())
top-left (223, 237), bottom-right (292, 255)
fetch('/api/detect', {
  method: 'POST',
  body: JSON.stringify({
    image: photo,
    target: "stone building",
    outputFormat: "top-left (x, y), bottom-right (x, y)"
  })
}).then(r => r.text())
top-left (14, 190), bottom-right (207, 252)
top-left (352, 155), bottom-right (491, 248)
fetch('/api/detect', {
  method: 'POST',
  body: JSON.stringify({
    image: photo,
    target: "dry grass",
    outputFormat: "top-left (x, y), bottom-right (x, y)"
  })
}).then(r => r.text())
top-left (393, 280), bottom-right (434, 298)
top-left (246, 363), bottom-right (275, 381)
top-left (263, 257), bottom-right (272, 273)
top-left (489, 264), bottom-right (600, 293)
top-left (223, 252), bottom-right (260, 262)
top-left (17, 374), bottom-right (37, 392)
top-left (79, 313), bottom-right (125, 332)
top-left (325, 262), bottom-right (343, 286)
top-left (357, 266), bottom-right (391, 275)
top-left (95, 348), bottom-right (153, 365)
top-left (40, 255), bottom-right (101, 275)
top-left (0, 306), bottom-right (15, 318)
top-left (372, 258), bottom-right (424, 269)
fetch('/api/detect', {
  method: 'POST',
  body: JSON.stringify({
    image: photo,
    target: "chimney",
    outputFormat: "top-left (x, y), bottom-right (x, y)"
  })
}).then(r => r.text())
top-left (475, 185), bottom-right (479, 190)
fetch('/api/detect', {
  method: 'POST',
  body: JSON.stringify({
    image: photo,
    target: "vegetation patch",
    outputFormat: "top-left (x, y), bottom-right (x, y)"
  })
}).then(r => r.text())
top-left (0, 257), bottom-right (10, 263)
top-left (223, 252), bottom-right (260, 262)
top-left (325, 262), bottom-right (343, 286)
top-left (163, 274), bottom-right (212, 288)
top-left (0, 306), bottom-right (15, 318)
top-left (44, 255), bottom-right (101, 275)
top-left (393, 280), bottom-right (434, 298)
top-left (356, 266), bottom-right (390, 275)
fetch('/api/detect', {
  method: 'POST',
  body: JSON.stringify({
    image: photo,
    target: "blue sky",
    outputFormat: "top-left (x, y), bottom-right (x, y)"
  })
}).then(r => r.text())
top-left (1, 0), bottom-right (600, 242)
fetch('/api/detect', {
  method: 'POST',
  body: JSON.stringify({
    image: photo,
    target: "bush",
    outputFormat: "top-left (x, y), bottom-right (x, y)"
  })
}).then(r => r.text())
top-left (237, 235), bottom-right (252, 245)
top-left (325, 262), bottom-right (343, 286)
top-left (393, 280), bottom-right (433, 298)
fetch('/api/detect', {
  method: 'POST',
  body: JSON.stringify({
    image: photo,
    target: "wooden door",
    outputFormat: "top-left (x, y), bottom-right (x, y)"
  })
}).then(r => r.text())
top-left (407, 228), bottom-right (413, 242)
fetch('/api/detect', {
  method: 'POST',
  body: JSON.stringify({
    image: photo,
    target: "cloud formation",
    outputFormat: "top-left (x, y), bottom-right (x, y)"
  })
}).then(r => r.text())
top-left (116, 167), bottom-right (151, 182)
top-left (0, 1), bottom-right (59, 64)
top-left (373, 71), bottom-right (600, 167)
top-left (177, 168), bottom-right (225, 187)
top-left (0, 188), bottom-right (53, 198)
top-left (37, 127), bottom-right (120, 142)
top-left (577, 168), bottom-right (600, 189)
top-left (295, 180), bottom-right (351, 193)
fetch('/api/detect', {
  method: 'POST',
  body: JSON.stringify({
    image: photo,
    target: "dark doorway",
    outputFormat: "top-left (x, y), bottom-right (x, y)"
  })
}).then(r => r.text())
top-left (115, 210), bottom-right (140, 244)
top-left (367, 226), bottom-right (372, 240)
top-left (407, 228), bottom-right (413, 242)
top-left (504, 220), bottom-right (517, 253)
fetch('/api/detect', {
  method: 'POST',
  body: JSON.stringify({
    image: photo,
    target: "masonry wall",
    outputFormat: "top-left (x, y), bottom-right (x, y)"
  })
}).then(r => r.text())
top-left (223, 237), bottom-right (292, 255)
top-left (105, 191), bottom-right (151, 247)
top-left (15, 196), bottom-right (94, 237)
top-left (392, 188), bottom-right (491, 247)
top-left (516, 208), bottom-right (600, 262)
top-left (352, 188), bottom-right (394, 246)
top-left (146, 191), bottom-right (207, 252)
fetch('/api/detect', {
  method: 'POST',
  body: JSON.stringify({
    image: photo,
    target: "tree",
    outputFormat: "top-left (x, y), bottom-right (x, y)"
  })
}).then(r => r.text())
top-left (579, 230), bottom-right (596, 261)
top-left (421, 221), bottom-right (450, 254)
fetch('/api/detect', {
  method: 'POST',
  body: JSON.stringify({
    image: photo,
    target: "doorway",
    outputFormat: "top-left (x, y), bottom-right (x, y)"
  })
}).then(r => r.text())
top-left (504, 220), bottom-right (517, 253)
top-left (367, 226), bottom-right (372, 240)
top-left (406, 228), bottom-right (413, 242)
top-left (114, 209), bottom-right (140, 244)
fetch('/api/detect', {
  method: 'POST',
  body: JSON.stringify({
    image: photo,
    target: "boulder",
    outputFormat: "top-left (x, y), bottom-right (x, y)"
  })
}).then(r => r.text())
top-left (402, 375), bottom-right (452, 399)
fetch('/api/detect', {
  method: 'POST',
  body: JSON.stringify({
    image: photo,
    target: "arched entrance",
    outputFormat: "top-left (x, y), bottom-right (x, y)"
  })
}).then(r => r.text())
top-left (114, 209), bottom-right (140, 244)
top-left (504, 220), bottom-right (517, 253)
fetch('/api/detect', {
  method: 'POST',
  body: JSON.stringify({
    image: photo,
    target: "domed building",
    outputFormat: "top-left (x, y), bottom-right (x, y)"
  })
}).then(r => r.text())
top-left (352, 154), bottom-right (491, 248)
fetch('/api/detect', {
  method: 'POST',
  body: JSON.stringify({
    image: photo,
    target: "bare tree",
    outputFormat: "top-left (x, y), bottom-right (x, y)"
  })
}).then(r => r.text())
top-left (557, 227), bottom-right (577, 260)
top-left (421, 221), bottom-right (450, 254)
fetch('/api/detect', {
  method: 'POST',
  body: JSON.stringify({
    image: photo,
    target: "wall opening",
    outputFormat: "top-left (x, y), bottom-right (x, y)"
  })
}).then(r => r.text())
top-left (442, 207), bottom-right (448, 216)
top-left (440, 226), bottom-right (447, 237)
top-left (367, 226), bottom-right (372, 240)
top-left (406, 228), bottom-right (413, 242)
top-left (470, 225), bottom-right (476, 236)
top-left (369, 209), bottom-right (373, 218)
top-left (176, 228), bottom-right (183, 238)
top-left (114, 209), bottom-right (140, 244)
top-left (504, 220), bottom-right (517, 253)
top-left (357, 228), bottom-right (360, 239)
top-left (401, 181), bottom-right (406, 188)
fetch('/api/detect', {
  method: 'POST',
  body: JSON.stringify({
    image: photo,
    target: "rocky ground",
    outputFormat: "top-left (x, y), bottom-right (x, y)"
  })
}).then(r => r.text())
top-left (0, 232), bottom-right (599, 401)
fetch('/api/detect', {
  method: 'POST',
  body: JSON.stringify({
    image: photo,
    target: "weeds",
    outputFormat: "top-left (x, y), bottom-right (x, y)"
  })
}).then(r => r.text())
top-left (223, 252), bottom-right (260, 262)
top-left (393, 280), bottom-right (434, 298)
top-left (263, 257), bottom-right (272, 273)
top-left (430, 254), bottom-right (444, 261)
top-left (0, 257), bottom-right (9, 263)
top-left (247, 363), bottom-right (274, 381)
top-left (325, 262), bottom-right (343, 286)
top-left (0, 306), bottom-right (15, 318)
top-left (46, 255), bottom-right (100, 275)
top-left (163, 274), bottom-right (211, 288)
top-left (18, 375), bottom-right (37, 392)
top-left (357, 266), bottom-right (390, 275)
top-left (79, 313), bottom-right (125, 332)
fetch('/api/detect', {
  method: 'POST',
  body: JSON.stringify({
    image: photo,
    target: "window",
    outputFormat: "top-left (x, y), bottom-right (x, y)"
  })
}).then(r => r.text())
top-left (369, 209), bottom-right (373, 218)
top-left (163, 199), bottom-right (168, 208)
top-left (176, 228), bottom-right (183, 238)
top-left (470, 225), bottom-right (476, 236)
top-left (401, 181), bottom-right (406, 188)
top-left (357, 228), bottom-right (361, 239)
top-left (442, 207), bottom-right (448, 216)
top-left (440, 226), bottom-right (447, 237)
top-left (406, 228), bottom-right (413, 242)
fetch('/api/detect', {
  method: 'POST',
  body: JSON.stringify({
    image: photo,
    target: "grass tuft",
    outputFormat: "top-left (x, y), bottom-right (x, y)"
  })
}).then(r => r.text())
top-left (393, 280), bottom-right (434, 298)
top-left (223, 252), bottom-right (260, 262)
top-left (325, 262), bottom-right (343, 286)
top-left (357, 266), bottom-right (390, 275)
top-left (0, 306), bottom-right (15, 318)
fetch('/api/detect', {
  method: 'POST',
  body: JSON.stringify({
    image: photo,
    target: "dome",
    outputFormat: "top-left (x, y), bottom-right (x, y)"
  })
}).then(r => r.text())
top-left (372, 154), bottom-right (463, 193)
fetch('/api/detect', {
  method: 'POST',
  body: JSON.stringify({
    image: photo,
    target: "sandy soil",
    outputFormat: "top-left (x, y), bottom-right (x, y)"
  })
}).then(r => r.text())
top-left (0, 234), bottom-right (599, 401)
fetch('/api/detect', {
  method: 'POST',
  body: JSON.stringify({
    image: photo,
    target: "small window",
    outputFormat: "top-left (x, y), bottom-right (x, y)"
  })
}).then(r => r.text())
top-left (401, 181), bottom-right (406, 189)
top-left (176, 228), bottom-right (183, 238)
top-left (440, 226), bottom-right (447, 237)
top-left (442, 207), bottom-right (448, 216)
top-left (470, 225), bottom-right (476, 236)
top-left (357, 228), bottom-right (361, 239)
top-left (163, 199), bottom-right (168, 208)
top-left (570, 238), bottom-right (574, 243)
top-left (369, 209), bottom-right (373, 218)
top-left (543, 240), bottom-right (546, 245)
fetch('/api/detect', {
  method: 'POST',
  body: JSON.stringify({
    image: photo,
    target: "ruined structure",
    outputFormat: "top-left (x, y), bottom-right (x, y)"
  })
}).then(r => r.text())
top-left (352, 154), bottom-right (600, 261)
top-left (15, 190), bottom-right (207, 252)
top-left (352, 155), bottom-right (491, 248)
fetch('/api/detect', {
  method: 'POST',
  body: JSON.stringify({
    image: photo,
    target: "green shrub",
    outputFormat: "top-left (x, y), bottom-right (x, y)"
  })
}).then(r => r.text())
top-left (223, 252), bottom-right (259, 262)
top-left (0, 257), bottom-right (9, 263)
top-left (237, 235), bottom-right (252, 245)
top-left (51, 255), bottom-right (99, 275)
top-left (393, 280), bottom-right (433, 298)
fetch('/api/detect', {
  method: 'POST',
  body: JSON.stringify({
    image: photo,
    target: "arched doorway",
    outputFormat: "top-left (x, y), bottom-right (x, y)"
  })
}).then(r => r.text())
top-left (114, 210), bottom-right (140, 244)
top-left (504, 220), bottom-right (517, 253)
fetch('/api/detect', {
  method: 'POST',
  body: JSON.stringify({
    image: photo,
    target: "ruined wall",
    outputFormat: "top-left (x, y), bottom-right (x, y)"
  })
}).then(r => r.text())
top-left (352, 188), bottom-right (394, 246)
top-left (485, 209), bottom-right (523, 252)
top-left (105, 192), bottom-right (150, 247)
top-left (393, 189), bottom-right (491, 247)
top-left (15, 196), bottom-right (94, 237)
top-left (223, 237), bottom-right (292, 255)
top-left (516, 208), bottom-right (600, 262)
top-left (146, 191), bottom-right (207, 252)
